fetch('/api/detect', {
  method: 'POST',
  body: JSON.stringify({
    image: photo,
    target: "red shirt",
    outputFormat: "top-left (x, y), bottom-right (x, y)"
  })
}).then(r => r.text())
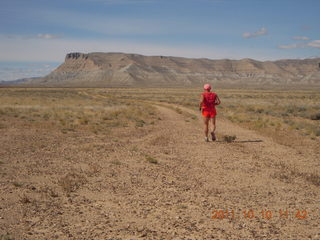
top-left (201, 92), bottom-right (217, 111)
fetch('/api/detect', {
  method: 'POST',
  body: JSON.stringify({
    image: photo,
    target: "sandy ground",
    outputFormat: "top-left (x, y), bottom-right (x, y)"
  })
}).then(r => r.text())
top-left (0, 100), bottom-right (319, 240)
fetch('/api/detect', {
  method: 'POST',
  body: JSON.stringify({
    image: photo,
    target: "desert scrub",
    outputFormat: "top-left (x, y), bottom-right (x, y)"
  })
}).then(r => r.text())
top-left (313, 128), bottom-right (320, 137)
top-left (135, 119), bottom-right (145, 127)
top-left (145, 155), bottom-right (158, 164)
top-left (20, 194), bottom-right (32, 204)
top-left (219, 90), bottom-right (320, 143)
top-left (58, 172), bottom-right (87, 193)
top-left (272, 161), bottom-right (320, 186)
top-left (1, 88), bottom-right (319, 141)
top-left (12, 182), bottom-right (23, 187)
top-left (110, 159), bottom-right (121, 165)
top-left (305, 172), bottom-right (320, 186)
top-left (92, 88), bottom-right (319, 141)
top-left (101, 103), bottom-right (158, 128)
top-left (310, 113), bottom-right (320, 120)
top-left (224, 135), bottom-right (236, 143)
top-left (0, 88), bottom-right (159, 133)
top-left (175, 107), bottom-right (183, 114)
top-left (0, 234), bottom-right (14, 240)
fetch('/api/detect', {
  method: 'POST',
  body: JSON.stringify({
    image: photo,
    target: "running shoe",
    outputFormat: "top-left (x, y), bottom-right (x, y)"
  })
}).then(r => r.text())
top-left (211, 132), bottom-right (216, 141)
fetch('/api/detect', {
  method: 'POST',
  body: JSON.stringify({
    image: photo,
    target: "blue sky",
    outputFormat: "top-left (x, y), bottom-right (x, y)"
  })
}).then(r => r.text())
top-left (0, 0), bottom-right (320, 81)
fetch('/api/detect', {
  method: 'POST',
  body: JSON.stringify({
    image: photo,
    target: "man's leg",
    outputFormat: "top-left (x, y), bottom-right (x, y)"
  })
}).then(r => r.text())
top-left (210, 117), bottom-right (216, 141)
top-left (204, 117), bottom-right (210, 138)
top-left (211, 117), bottom-right (216, 132)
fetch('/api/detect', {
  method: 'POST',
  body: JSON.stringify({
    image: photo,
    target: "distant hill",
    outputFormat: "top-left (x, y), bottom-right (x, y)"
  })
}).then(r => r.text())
top-left (0, 77), bottom-right (41, 86)
top-left (18, 52), bottom-right (320, 88)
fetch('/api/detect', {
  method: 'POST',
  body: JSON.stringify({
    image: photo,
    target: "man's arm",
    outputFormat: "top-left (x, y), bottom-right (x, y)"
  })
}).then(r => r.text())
top-left (199, 94), bottom-right (204, 111)
top-left (215, 95), bottom-right (221, 105)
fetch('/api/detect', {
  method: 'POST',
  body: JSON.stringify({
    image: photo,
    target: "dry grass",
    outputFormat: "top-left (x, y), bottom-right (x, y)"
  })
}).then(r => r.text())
top-left (0, 88), bottom-right (159, 135)
top-left (272, 161), bottom-right (320, 186)
top-left (223, 135), bottom-right (237, 143)
top-left (0, 234), bottom-right (14, 240)
top-left (217, 90), bottom-right (320, 142)
top-left (92, 88), bottom-right (319, 146)
top-left (58, 172), bottom-right (87, 193)
top-left (96, 88), bottom-right (319, 145)
top-left (110, 159), bottom-right (122, 165)
top-left (149, 135), bottom-right (171, 146)
top-left (145, 155), bottom-right (158, 164)
top-left (0, 87), bottom-right (318, 148)
top-left (20, 194), bottom-right (32, 204)
top-left (12, 182), bottom-right (23, 187)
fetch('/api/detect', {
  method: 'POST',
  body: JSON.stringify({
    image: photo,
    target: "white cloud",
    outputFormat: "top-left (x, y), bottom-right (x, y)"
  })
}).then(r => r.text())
top-left (278, 43), bottom-right (306, 49)
top-left (278, 40), bottom-right (320, 49)
top-left (292, 36), bottom-right (309, 41)
top-left (36, 34), bottom-right (61, 39)
top-left (242, 27), bottom-right (268, 39)
top-left (307, 40), bottom-right (320, 48)
top-left (4, 34), bottom-right (62, 40)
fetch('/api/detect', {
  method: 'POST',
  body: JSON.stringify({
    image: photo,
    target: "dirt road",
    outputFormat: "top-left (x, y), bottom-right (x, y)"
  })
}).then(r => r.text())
top-left (1, 100), bottom-right (319, 240)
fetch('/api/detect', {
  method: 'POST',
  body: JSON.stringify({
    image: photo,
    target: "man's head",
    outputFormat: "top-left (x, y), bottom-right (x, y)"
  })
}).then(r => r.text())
top-left (204, 83), bottom-right (211, 91)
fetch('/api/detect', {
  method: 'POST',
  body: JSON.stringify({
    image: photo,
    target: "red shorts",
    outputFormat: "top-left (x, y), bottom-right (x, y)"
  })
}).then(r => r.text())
top-left (202, 109), bottom-right (217, 118)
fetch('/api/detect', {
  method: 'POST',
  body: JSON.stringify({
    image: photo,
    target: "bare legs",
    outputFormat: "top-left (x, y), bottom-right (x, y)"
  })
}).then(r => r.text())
top-left (211, 117), bottom-right (216, 133)
top-left (203, 116), bottom-right (216, 139)
top-left (203, 117), bottom-right (210, 138)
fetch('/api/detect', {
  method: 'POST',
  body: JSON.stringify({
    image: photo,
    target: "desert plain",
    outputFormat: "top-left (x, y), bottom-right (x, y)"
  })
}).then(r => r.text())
top-left (0, 87), bottom-right (319, 240)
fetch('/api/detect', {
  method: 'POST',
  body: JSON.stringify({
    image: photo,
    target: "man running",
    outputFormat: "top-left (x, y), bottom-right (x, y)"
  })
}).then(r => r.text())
top-left (199, 83), bottom-right (221, 142)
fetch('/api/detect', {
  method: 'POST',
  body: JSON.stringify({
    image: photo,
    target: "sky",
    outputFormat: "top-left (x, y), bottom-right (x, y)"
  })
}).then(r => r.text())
top-left (0, 0), bottom-right (320, 81)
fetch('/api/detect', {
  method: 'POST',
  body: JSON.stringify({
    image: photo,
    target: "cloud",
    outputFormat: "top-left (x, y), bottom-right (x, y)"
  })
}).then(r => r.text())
top-left (278, 43), bottom-right (306, 49)
top-left (36, 34), bottom-right (61, 39)
top-left (242, 27), bottom-right (268, 39)
top-left (307, 40), bottom-right (320, 48)
top-left (4, 34), bottom-right (62, 40)
top-left (292, 36), bottom-right (309, 41)
top-left (278, 40), bottom-right (320, 49)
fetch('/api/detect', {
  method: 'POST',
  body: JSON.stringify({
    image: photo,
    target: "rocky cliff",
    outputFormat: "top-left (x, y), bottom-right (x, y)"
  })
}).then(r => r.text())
top-left (21, 52), bottom-right (320, 87)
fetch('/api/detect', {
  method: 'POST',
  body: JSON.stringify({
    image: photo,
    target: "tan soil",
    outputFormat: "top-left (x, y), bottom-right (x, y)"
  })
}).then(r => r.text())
top-left (0, 101), bottom-right (319, 240)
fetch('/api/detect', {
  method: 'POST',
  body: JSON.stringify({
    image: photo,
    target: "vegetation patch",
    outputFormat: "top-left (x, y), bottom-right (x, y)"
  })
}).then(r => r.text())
top-left (310, 113), bottom-right (320, 120)
top-left (110, 159), bottom-right (121, 165)
top-left (0, 89), bottom-right (159, 135)
top-left (12, 182), bottom-right (23, 188)
top-left (58, 172), bottom-right (87, 193)
top-left (145, 155), bottom-right (158, 164)
top-left (224, 135), bottom-right (237, 143)
top-left (0, 234), bottom-right (14, 240)
top-left (20, 194), bottom-right (32, 204)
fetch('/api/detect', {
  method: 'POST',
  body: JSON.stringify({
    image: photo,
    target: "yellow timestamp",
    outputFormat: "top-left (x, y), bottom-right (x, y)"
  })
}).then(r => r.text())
top-left (210, 209), bottom-right (309, 220)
